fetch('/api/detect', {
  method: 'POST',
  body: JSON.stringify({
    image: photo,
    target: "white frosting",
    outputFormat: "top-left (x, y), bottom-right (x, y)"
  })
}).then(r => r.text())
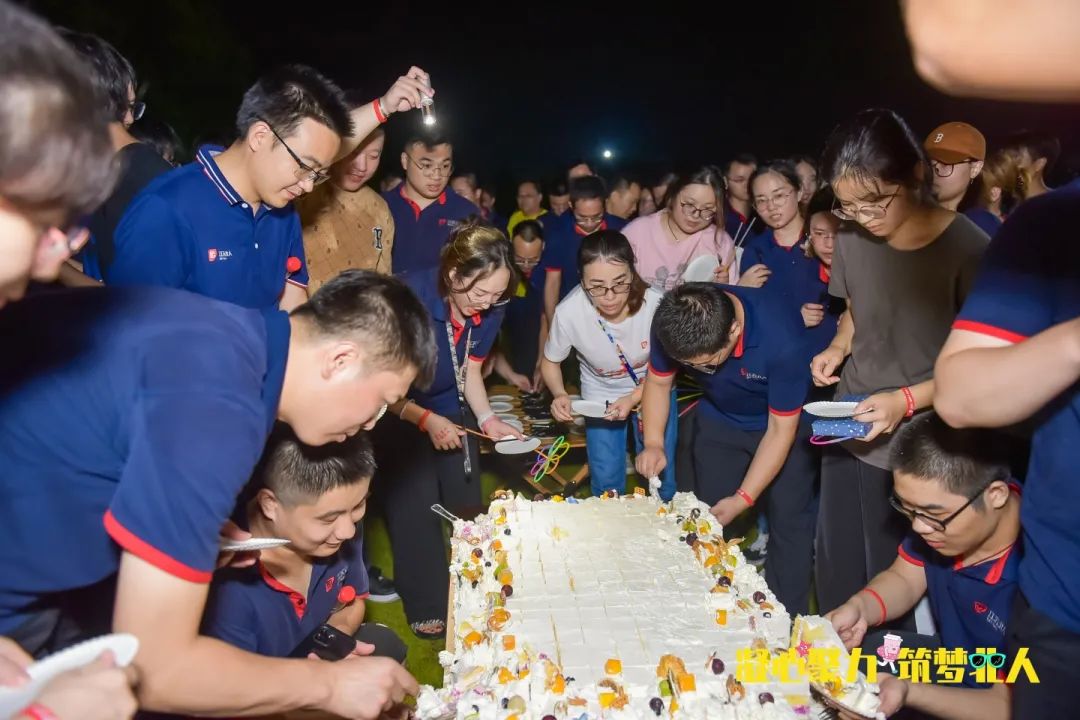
top-left (418, 492), bottom-right (829, 720)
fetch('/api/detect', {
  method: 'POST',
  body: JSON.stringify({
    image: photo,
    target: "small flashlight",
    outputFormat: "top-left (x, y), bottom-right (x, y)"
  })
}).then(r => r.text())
top-left (420, 75), bottom-right (436, 126)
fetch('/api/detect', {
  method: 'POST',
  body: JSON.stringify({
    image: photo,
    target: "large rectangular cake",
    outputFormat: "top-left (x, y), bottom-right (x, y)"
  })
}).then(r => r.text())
top-left (417, 491), bottom-right (882, 720)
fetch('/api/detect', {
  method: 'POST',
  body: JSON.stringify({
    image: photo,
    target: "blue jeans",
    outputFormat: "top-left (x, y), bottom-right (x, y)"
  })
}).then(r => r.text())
top-left (584, 390), bottom-right (678, 500)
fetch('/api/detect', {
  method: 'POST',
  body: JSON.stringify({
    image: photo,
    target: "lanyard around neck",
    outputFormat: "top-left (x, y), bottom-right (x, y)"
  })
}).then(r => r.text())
top-left (594, 311), bottom-right (641, 386)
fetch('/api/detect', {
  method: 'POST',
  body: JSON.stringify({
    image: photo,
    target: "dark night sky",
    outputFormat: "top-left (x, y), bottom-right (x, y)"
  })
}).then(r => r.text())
top-left (29, 0), bottom-right (1080, 200)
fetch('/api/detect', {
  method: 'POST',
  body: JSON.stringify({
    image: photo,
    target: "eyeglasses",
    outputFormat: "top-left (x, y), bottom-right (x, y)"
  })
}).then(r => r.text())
top-left (678, 200), bottom-right (717, 221)
top-left (406, 154), bottom-right (454, 178)
top-left (889, 486), bottom-right (988, 533)
top-left (930, 159), bottom-right (972, 178)
top-left (514, 256), bottom-right (541, 268)
top-left (258, 117), bottom-right (330, 186)
top-left (456, 284), bottom-right (509, 308)
top-left (582, 281), bottom-right (631, 298)
top-left (574, 214), bottom-right (604, 229)
top-left (752, 188), bottom-right (796, 210)
top-left (832, 189), bottom-right (900, 222)
top-left (129, 100), bottom-right (146, 123)
top-left (683, 349), bottom-right (725, 375)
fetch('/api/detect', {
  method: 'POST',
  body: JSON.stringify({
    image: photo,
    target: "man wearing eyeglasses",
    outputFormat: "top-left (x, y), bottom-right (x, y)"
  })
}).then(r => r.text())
top-left (385, 135), bottom-right (479, 275)
top-left (637, 282), bottom-right (816, 615)
top-left (111, 64), bottom-right (432, 311)
top-left (924, 122), bottom-right (1002, 238)
top-left (827, 414), bottom-right (1019, 720)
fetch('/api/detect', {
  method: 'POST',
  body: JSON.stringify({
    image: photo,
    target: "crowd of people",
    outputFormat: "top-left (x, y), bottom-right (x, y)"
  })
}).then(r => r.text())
top-left (0, 1), bottom-right (1077, 719)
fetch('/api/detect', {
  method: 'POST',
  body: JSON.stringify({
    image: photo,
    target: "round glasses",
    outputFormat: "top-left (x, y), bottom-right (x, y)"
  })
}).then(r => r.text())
top-left (583, 281), bottom-right (631, 298)
top-left (832, 190), bottom-right (900, 222)
top-left (931, 159), bottom-right (973, 178)
top-left (678, 200), bottom-right (716, 221)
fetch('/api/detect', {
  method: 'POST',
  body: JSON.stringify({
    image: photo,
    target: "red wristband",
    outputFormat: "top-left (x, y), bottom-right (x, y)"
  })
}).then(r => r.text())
top-left (735, 489), bottom-right (754, 508)
top-left (373, 98), bottom-right (389, 124)
top-left (417, 409), bottom-right (432, 432)
top-left (20, 704), bottom-right (58, 720)
top-left (900, 386), bottom-right (915, 418)
top-left (861, 587), bottom-right (888, 626)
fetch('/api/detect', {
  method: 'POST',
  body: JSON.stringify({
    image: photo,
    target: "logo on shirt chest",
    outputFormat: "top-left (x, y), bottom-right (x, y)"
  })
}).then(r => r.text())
top-left (739, 367), bottom-right (767, 383)
top-left (324, 569), bottom-right (348, 594)
top-left (207, 248), bottom-right (234, 263)
top-left (979, 604), bottom-right (1007, 635)
top-left (325, 576), bottom-right (335, 593)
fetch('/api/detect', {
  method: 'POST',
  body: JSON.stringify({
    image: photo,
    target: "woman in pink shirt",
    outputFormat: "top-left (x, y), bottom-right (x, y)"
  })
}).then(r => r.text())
top-left (622, 166), bottom-right (741, 292)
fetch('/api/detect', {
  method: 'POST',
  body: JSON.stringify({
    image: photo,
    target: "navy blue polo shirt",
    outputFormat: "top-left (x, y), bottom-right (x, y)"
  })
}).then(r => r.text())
top-left (963, 207), bottom-right (1003, 238)
top-left (649, 285), bottom-right (810, 431)
top-left (724, 202), bottom-right (763, 247)
top-left (952, 179), bottom-right (1080, 634)
top-left (541, 213), bottom-right (628, 300)
top-left (739, 230), bottom-right (822, 307)
top-left (501, 267), bottom-right (546, 375)
top-left (898, 488), bottom-right (1020, 688)
top-left (401, 268), bottom-right (505, 417)
top-left (385, 187), bottom-right (479, 275)
top-left (0, 286), bottom-right (289, 634)
top-left (109, 145), bottom-right (309, 310)
top-left (202, 535), bottom-right (369, 656)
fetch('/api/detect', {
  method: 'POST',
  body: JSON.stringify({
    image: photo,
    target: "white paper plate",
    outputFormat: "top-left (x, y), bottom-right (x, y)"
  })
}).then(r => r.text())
top-left (501, 419), bottom-right (524, 431)
top-left (568, 394), bottom-right (581, 402)
top-left (495, 437), bottom-right (541, 455)
top-left (496, 412), bottom-right (519, 421)
top-left (488, 394), bottom-right (514, 403)
top-left (0, 634), bottom-right (139, 716)
top-left (682, 254), bottom-right (721, 283)
top-left (571, 399), bottom-right (608, 418)
top-left (810, 681), bottom-right (882, 720)
top-left (803, 401), bottom-right (860, 418)
top-left (489, 401), bottom-right (514, 413)
top-left (220, 537), bottom-right (291, 552)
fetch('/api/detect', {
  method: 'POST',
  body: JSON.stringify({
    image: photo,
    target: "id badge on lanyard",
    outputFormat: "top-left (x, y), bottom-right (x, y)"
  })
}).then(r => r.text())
top-left (444, 322), bottom-right (473, 480)
top-left (594, 314), bottom-right (644, 435)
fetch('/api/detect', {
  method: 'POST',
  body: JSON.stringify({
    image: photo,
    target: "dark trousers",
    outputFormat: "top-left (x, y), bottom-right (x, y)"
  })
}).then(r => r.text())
top-left (675, 404), bottom-right (698, 493)
top-left (815, 447), bottom-right (915, 629)
top-left (8, 576), bottom-right (115, 657)
top-left (1007, 591), bottom-right (1080, 716)
top-left (374, 413), bottom-right (480, 625)
top-left (691, 412), bottom-right (817, 615)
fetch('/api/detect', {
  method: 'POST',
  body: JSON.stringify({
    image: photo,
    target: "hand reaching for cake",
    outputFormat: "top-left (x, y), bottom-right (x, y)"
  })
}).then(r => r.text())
top-left (872, 674), bottom-right (908, 717)
top-left (634, 445), bottom-right (667, 478)
top-left (825, 601), bottom-right (869, 650)
top-left (709, 495), bottom-right (749, 524)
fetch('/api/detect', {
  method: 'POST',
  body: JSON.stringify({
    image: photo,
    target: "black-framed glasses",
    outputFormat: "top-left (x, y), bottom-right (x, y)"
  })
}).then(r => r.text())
top-left (930, 159), bottom-right (973, 178)
top-left (889, 486), bottom-right (988, 533)
top-left (683, 349), bottom-right (725, 375)
top-left (678, 200), bottom-right (716, 221)
top-left (582, 281), bottom-right (631, 298)
top-left (832, 189), bottom-right (900, 222)
top-left (129, 100), bottom-right (146, 123)
top-left (258, 116), bottom-right (331, 186)
top-left (405, 154), bottom-right (454, 178)
top-left (514, 256), bottom-right (541, 268)
top-left (752, 188), bottom-right (796, 210)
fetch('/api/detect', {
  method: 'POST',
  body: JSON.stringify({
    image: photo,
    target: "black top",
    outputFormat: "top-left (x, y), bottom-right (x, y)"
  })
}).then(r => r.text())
top-left (89, 142), bottom-right (173, 279)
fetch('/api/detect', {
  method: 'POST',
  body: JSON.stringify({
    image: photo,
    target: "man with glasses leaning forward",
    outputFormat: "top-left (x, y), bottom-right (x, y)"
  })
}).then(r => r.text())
top-left (827, 413), bottom-right (1019, 720)
top-left (385, 133), bottom-right (479, 275)
top-left (112, 64), bottom-right (431, 310)
top-left (635, 281), bottom-right (817, 616)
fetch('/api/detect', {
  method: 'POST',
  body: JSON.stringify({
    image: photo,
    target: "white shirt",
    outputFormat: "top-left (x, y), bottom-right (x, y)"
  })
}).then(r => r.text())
top-left (544, 286), bottom-right (663, 404)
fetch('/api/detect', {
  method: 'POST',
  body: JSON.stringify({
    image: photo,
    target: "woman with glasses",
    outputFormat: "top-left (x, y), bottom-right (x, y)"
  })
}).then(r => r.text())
top-left (622, 166), bottom-right (740, 292)
top-left (811, 109), bottom-right (989, 622)
top-left (378, 221), bottom-right (523, 639)
top-left (540, 230), bottom-right (676, 499)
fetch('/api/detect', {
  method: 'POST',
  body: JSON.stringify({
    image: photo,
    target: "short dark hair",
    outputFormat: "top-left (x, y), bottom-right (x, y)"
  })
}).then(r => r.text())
top-left (512, 219), bottom-right (544, 243)
top-left (59, 30), bottom-right (137, 124)
top-left (130, 117), bottom-right (182, 162)
top-left (567, 159), bottom-right (594, 176)
top-left (577, 230), bottom-right (649, 314)
top-left (292, 270), bottom-right (437, 389)
top-left (438, 220), bottom-right (517, 302)
top-left (569, 175), bottom-right (607, 204)
top-left (517, 179), bottom-right (542, 195)
top-left (548, 180), bottom-right (569, 196)
top-left (1003, 129), bottom-right (1061, 175)
top-left (723, 153), bottom-right (759, 175)
top-left (405, 134), bottom-right (452, 153)
top-left (750, 160), bottom-right (803, 196)
top-left (608, 174), bottom-right (640, 193)
top-left (236, 64), bottom-right (352, 140)
top-left (653, 283), bottom-right (737, 360)
top-left (791, 154), bottom-right (818, 170)
top-left (821, 108), bottom-right (934, 206)
top-left (0, 2), bottom-right (115, 216)
top-left (663, 165), bottom-right (725, 214)
top-left (255, 424), bottom-right (375, 506)
top-left (890, 413), bottom-right (1013, 510)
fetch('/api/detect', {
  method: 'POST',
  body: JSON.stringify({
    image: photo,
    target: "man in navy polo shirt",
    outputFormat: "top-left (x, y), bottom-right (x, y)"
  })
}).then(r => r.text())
top-left (828, 414), bottom-right (1020, 718)
top-left (0, 271), bottom-right (435, 717)
top-left (636, 282), bottom-right (815, 614)
top-left (110, 64), bottom-right (436, 311)
top-left (492, 218), bottom-right (547, 391)
top-left (722, 153), bottom-right (761, 248)
top-left (934, 178), bottom-right (1080, 717)
top-left (541, 175), bottom-right (627, 322)
top-left (385, 134), bottom-right (479, 274)
top-left (203, 427), bottom-right (406, 663)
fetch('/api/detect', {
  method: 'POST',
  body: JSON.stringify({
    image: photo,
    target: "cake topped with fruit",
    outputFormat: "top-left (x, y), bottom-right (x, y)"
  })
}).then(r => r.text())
top-left (417, 491), bottom-right (876, 720)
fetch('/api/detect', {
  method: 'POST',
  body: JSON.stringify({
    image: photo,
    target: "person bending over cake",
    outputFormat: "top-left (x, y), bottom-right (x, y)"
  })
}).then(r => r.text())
top-left (541, 230), bottom-right (676, 499)
top-left (636, 282), bottom-right (816, 614)
top-left (827, 413), bottom-right (1019, 720)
